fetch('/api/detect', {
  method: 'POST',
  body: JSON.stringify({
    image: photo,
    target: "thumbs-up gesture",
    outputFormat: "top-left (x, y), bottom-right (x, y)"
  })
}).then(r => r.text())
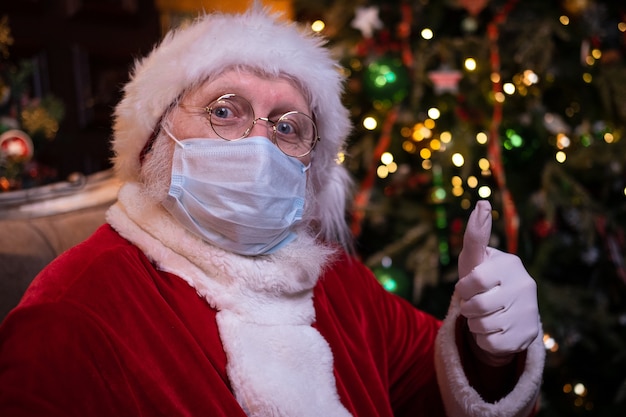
top-left (457, 200), bottom-right (540, 366)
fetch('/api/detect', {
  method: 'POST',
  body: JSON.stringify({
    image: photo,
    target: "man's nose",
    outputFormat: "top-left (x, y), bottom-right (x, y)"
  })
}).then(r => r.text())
top-left (249, 118), bottom-right (274, 139)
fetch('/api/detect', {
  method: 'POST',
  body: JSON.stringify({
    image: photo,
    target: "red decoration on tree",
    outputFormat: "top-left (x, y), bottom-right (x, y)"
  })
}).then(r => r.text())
top-left (428, 68), bottom-right (463, 95)
top-left (398, 3), bottom-right (414, 70)
top-left (459, 0), bottom-right (490, 16)
top-left (532, 217), bottom-right (554, 240)
top-left (0, 129), bottom-right (33, 162)
top-left (486, 0), bottom-right (520, 254)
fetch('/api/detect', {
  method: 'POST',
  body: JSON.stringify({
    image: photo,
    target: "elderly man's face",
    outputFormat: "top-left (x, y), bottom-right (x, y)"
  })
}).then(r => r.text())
top-left (169, 69), bottom-right (313, 165)
top-left (140, 68), bottom-right (315, 204)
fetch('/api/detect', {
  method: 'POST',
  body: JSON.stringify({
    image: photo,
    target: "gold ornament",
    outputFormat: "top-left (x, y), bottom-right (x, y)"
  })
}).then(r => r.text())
top-left (0, 15), bottom-right (14, 58)
top-left (561, 0), bottom-right (590, 16)
top-left (21, 107), bottom-right (59, 140)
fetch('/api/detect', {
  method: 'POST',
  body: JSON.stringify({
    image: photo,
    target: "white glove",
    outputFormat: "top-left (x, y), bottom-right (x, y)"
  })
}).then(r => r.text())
top-left (457, 200), bottom-right (540, 366)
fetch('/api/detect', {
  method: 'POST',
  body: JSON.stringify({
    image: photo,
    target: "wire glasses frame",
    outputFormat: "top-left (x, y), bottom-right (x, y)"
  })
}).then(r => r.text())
top-left (182, 93), bottom-right (320, 158)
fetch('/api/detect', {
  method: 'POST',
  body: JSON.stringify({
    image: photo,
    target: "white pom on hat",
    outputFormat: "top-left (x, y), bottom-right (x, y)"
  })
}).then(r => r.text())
top-left (111, 7), bottom-right (354, 247)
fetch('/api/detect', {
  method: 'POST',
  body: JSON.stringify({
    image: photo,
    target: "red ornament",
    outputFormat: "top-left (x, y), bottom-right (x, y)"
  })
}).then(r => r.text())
top-left (459, 0), bottom-right (490, 16)
top-left (0, 129), bottom-right (34, 162)
top-left (532, 218), bottom-right (554, 239)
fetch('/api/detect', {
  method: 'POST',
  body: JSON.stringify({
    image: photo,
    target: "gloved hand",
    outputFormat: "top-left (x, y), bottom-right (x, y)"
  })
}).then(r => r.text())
top-left (457, 200), bottom-right (540, 366)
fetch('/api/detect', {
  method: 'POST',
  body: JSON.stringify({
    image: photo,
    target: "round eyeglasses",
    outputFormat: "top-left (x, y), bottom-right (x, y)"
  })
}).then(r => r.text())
top-left (183, 94), bottom-right (320, 158)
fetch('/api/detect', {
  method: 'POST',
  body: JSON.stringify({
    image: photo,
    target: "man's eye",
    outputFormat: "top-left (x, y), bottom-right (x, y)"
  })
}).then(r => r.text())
top-left (213, 107), bottom-right (233, 119)
top-left (277, 121), bottom-right (296, 135)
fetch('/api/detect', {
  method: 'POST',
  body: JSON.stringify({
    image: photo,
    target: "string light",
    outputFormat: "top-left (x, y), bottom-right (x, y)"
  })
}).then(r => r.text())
top-left (476, 132), bottom-right (488, 144)
top-left (432, 187), bottom-right (446, 202)
top-left (451, 176), bottom-right (464, 197)
top-left (478, 186), bottom-right (491, 198)
top-left (543, 333), bottom-right (558, 352)
top-left (427, 107), bottom-right (441, 119)
top-left (574, 383), bottom-right (587, 397)
top-left (430, 139), bottom-right (441, 151)
top-left (556, 151), bottom-right (567, 163)
top-left (556, 133), bottom-right (571, 149)
top-left (349, 58), bottom-right (362, 71)
top-left (503, 82), bottom-right (515, 95)
top-left (412, 128), bottom-right (424, 141)
top-left (451, 153), bottom-right (464, 167)
top-left (413, 125), bottom-right (432, 140)
top-left (560, 15), bottom-right (570, 25)
top-left (420, 28), bottom-right (433, 40)
top-left (402, 141), bottom-right (417, 153)
top-left (522, 70), bottom-right (539, 85)
top-left (363, 116), bottom-right (378, 130)
top-left (564, 382), bottom-right (593, 410)
top-left (440, 131), bottom-right (452, 143)
top-left (377, 152), bottom-right (397, 179)
top-left (478, 158), bottom-right (490, 171)
top-left (504, 129), bottom-right (524, 148)
top-left (311, 20), bottom-right (325, 32)
top-left (464, 58), bottom-right (477, 71)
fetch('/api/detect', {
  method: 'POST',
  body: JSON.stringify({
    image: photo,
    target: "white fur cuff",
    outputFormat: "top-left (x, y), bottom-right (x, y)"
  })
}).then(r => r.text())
top-left (434, 292), bottom-right (545, 417)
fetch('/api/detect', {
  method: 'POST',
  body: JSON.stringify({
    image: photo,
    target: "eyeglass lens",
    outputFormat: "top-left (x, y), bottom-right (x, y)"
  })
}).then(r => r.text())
top-left (208, 94), bottom-right (317, 157)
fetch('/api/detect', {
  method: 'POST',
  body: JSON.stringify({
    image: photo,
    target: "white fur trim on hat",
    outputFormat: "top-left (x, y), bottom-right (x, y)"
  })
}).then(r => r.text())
top-left (112, 7), bottom-right (354, 248)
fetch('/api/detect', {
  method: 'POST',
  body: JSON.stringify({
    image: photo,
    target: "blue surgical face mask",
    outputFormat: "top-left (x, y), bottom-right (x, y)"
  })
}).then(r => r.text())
top-left (162, 132), bottom-right (308, 256)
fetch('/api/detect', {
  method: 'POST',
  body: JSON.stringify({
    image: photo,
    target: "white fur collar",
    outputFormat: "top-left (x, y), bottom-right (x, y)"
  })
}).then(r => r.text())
top-left (106, 182), bottom-right (352, 417)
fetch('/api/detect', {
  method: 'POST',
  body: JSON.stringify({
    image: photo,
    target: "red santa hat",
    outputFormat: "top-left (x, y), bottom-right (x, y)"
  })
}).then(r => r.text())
top-left (111, 7), bottom-right (354, 247)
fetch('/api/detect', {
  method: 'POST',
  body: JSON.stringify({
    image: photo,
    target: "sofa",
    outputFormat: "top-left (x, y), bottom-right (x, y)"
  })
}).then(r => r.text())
top-left (0, 170), bottom-right (120, 320)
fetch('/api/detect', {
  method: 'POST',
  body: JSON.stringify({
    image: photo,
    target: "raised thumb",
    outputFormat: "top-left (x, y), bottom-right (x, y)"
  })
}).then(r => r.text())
top-left (458, 200), bottom-right (492, 278)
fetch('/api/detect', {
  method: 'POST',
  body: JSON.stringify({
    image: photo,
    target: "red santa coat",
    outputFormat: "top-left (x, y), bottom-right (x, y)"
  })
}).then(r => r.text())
top-left (0, 181), bottom-right (545, 417)
top-left (0, 224), bottom-right (446, 416)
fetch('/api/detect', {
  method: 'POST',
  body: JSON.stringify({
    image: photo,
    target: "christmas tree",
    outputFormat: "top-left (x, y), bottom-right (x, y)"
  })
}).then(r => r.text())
top-left (292, 0), bottom-right (626, 415)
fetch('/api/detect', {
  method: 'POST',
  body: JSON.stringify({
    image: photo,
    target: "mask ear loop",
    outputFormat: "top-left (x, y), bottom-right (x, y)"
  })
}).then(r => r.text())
top-left (161, 124), bottom-right (184, 148)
